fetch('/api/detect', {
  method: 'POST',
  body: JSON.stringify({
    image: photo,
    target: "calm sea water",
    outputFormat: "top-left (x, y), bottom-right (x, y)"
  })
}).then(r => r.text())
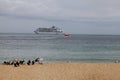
top-left (0, 33), bottom-right (120, 63)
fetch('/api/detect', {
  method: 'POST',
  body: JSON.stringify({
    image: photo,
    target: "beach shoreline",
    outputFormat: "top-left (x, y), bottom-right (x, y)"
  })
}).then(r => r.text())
top-left (0, 62), bottom-right (120, 80)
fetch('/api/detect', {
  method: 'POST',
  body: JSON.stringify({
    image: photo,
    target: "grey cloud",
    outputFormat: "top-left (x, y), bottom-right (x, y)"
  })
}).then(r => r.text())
top-left (0, 0), bottom-right (59, 16)
top-left (0, 0), bottom-right (120, 34)
top-left (1, 0), bottom-right (120, 21)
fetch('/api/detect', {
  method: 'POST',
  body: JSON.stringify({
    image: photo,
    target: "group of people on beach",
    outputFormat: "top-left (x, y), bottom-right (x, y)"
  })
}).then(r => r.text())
top-left (3, 57), bottom-right (44, 67)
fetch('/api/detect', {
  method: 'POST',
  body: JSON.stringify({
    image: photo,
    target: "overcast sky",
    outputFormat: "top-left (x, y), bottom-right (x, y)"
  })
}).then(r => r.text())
top-left (0, 0), bottom-right (120, 34)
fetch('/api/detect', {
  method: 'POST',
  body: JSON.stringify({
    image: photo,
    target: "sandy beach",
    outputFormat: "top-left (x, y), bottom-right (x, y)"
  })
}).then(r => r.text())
top-left (0, 62), bottom-right (120, 80)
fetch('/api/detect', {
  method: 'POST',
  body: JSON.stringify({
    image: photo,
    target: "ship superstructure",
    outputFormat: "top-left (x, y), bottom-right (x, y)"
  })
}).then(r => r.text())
top-left (34, 26), bottom-right (63, 34)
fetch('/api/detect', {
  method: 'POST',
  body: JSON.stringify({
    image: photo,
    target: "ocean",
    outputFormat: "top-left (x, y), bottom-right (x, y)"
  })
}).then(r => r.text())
top-left (0, 33), bottom-right (120, 63)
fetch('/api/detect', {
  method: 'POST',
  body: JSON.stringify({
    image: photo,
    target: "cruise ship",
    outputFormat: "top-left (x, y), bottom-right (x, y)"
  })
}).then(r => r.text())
top-left (34, 26), bottom-right (63, 35)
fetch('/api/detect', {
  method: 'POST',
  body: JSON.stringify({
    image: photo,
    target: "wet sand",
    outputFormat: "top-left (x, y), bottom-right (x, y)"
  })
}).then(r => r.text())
top-left (0, 62), bottom-right (120, 80)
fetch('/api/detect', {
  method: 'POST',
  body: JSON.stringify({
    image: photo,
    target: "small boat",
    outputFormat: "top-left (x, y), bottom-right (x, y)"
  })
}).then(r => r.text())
top-left (63, 33), bottom-right (70, 37)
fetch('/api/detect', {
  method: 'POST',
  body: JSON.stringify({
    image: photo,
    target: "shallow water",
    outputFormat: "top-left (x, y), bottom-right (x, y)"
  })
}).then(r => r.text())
top-left (0, 33), bottom-right (120, 63)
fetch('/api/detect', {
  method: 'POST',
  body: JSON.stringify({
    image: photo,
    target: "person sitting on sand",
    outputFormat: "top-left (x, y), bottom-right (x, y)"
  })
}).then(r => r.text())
top-left (10, 60), bottom-right (14, 65)
top-left (19, 59), bottom-right (25, 65)
top-left (32, 60), bottom-right (35, 65)
top-left (14, 62), bottom-right (17, 67)
top-left (16, 61), bottom-right (19, 66)
top-left (35, 58), bottom-right (40, 63)
top-left (3, 61), bottom-right (6, 64)
top-left (13, 61), bottom-right (17, 67)
top-left (27, 60), bottom-right (31, 65)
top-left (14, 58), bottom-right (20, 67)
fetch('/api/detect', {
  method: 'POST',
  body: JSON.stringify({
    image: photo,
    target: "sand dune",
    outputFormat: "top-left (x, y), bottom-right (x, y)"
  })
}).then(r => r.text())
top-left (0, 62), bottom-right (120, 80)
